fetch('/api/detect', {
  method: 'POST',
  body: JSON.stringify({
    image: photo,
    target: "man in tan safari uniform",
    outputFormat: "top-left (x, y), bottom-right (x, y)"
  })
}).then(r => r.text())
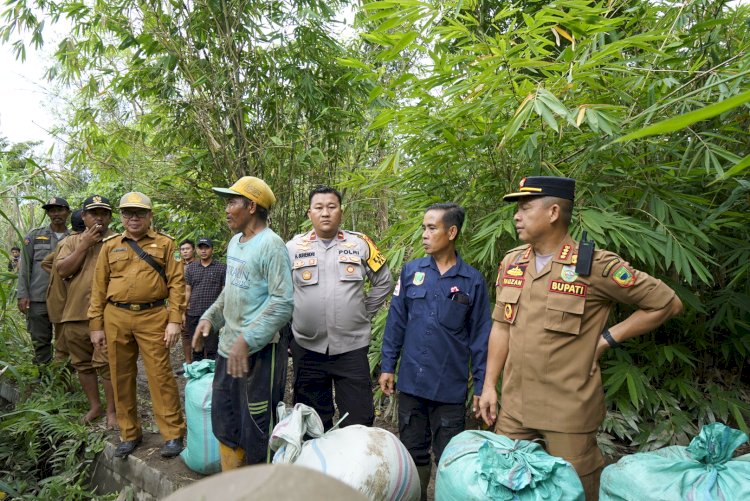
top-left (89, 191), bottom-right (186, 459)
top-left (478, 176), bottom-right (683, 500)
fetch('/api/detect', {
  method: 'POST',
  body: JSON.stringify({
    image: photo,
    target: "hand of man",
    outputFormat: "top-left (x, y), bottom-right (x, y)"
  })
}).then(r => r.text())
top-left (90, 330), bottom-right (106, 349)
top-left (17, 298), bottom-right (30, 315)
top-left (478, 386), bottom-right (498, 427)
top-left (164, 322), bottom-right (181, 348)
top-left (192, 319), bottom-right (212, 353)
top-left (378, 372), bottom-right (395, 396)
top-left (589, 335), bottom-right (610, 377)
top-left (227, 336), bottom-right (250, 378)
top-left (80, 224), bottom-right (104, 248)
top-left (181, 313), bottom-right (186, 329)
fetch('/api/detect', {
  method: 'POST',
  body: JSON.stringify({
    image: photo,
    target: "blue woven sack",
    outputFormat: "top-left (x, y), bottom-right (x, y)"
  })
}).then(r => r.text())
top-left (601, 422), bottom-right (750, 501)
top-left (180, 359), bottom-right (221, 474)
top-left (436, 430), bottom-right (584, 500)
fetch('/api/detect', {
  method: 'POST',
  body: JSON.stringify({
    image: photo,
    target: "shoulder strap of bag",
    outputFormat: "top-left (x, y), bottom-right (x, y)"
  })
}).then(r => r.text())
top-left (124, 238), bottom-right (167, 283)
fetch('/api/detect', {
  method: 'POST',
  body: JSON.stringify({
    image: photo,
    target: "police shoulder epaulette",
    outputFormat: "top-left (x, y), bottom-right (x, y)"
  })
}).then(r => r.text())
top-left (350, 231), bottom-right (387, 272)
top-left (157, 230), bottom-right (175, 240)
top-left (102, 233), bottom-right (120, 242)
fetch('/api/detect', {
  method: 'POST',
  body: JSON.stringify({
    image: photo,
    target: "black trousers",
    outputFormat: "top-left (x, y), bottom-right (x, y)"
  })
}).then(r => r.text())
top-left (211, 335), bottom-right (288, 465)
top-left (398, 392), bottom-right (465, 466)
top-left (292, 342), bottom-right (375, 430)
top-left (186, 314), bottom-right (218, 361)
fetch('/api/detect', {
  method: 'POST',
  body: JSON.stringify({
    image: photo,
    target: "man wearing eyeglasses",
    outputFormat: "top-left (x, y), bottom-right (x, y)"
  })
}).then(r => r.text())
top-left (89, 191), bottom-right (187, 460)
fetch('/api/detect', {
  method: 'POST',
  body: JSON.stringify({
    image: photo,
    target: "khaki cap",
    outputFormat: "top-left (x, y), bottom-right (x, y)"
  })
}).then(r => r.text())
top-left (118, 192), bottom-right (152, 209)
top-left (213, 176), bottom-right (276, 209)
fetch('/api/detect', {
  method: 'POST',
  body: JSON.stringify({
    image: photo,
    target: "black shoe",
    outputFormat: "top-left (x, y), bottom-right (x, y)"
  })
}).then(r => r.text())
top-left (114, 437), bottom-right (142, 459)
top-left (160, 437), bottom-right (183, 458)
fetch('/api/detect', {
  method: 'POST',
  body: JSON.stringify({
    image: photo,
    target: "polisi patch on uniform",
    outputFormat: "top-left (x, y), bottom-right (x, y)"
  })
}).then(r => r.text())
top-left (601, 258), bottom-right (621, 277)
top-left (560, 265), bottom-right (578, 283)
top-left (549, 280), bottom-right (587, 297)
top-left (302, 270), bottom-right (313, 281)
top-left (338, 249), bottom-right (360, 255)
top-left (413, 272), bottom-right (425, 286)
top-left (346, 265), bottom-right (356, 275)
top-left (612, 265), bottom-right (636, 288)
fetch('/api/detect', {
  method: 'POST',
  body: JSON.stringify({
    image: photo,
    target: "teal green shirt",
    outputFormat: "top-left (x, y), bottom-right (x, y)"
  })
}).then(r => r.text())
top-left (201, 228), bottom-right (293, 357)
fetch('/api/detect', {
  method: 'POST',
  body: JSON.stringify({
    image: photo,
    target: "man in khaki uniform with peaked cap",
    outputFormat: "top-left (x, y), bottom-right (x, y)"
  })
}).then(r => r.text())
top-left (89, 191), bottom-right (186, 459)
top-left (56, 196), bottom-right (117, 428)
top-left (478, 176), bottom-right (683, 500)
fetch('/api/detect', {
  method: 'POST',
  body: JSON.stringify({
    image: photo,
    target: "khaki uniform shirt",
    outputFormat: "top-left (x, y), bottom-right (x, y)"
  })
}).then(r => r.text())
top-left (492, 235), bottom-right (676, 433)
top-left (42, 243), bottom-right (70, 324)
top-left (88, 229), bottom-right (186, 331)
top-left (286, 229), bottom-right (392, 355)
top-left (17, 225), bottom-right (70, 302)
top-left (56, 229), bottom-right (116, 323)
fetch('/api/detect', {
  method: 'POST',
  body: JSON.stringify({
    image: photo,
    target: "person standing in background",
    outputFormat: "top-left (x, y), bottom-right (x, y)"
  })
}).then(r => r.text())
top-left (17, 196), bottom-right (71, 367)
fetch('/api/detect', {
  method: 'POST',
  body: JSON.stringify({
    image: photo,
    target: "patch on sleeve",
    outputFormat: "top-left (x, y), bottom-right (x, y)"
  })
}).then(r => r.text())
top-left (24, 237), bottom-right (30, 245)
top-left (601, 257), bottom-right (621, 277)
top-left (393, 278), bottom-right (401, 297)
top-left (173, 250), bottom-right (182, 262)
top-left (611, 265), bottom-right (637, 288)
top-left (360, 233), bottom-right (386, 272)
top-left (504, 303), bottom-right (517, 324)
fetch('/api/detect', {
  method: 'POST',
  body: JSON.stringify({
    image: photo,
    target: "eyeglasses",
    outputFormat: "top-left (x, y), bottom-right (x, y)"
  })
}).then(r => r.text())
top-left (121, 209), bottom-right (150, 219)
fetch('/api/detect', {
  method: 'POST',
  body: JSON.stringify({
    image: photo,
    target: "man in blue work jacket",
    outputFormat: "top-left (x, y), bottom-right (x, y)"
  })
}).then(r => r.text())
top-left (379, 202), bottom-right (491, 500)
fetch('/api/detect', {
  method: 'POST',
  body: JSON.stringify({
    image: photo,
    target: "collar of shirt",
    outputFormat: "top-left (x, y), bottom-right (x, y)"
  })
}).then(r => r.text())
top-left (418, 253), bottom-right (472, 278)
top-left (121, 228), bottom-right (158, 242)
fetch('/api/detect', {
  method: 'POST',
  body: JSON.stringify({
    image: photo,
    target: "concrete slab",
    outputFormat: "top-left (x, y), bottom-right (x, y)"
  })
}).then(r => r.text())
top-left (90, 432), bottom-right (203, 500)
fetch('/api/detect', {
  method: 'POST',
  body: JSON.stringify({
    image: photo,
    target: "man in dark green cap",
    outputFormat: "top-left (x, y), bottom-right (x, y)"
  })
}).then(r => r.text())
top-left (479, 176), bottom-right (683, 500)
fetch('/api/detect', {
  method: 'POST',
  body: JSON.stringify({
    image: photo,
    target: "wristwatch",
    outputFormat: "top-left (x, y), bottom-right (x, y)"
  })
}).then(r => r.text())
top-left (602, 328), bottom-right (620, 348)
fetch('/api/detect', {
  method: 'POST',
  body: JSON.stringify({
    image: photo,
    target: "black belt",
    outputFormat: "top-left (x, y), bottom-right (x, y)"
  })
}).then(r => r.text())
top-left (109, 299), bottom-right (165, 312)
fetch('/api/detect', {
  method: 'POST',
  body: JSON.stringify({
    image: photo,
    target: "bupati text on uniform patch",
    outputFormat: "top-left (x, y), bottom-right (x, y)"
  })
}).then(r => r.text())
top-left (549, 280), bottom-right (587, 297)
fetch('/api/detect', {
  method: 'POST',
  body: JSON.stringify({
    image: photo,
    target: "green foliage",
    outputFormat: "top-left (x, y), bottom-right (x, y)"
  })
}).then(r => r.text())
top-left (354, 0), bottom-right (750, 444)
top-left (0, 227), bottom-right (110, 499)
top-left (2, 0), bottom-right (749, 453)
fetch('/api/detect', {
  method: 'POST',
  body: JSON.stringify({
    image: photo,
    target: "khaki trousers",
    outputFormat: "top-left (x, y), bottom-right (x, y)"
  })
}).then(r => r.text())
top-left (104, 303), bottom-right (185, 442)
top-left (495, 408), bottom-right (604, 501)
